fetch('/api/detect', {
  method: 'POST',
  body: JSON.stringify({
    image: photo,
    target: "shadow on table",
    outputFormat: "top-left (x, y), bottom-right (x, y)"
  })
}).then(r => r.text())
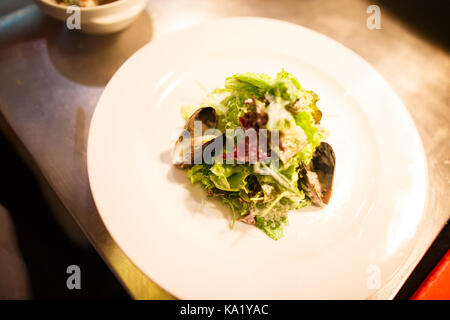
top-left (45, 11), bottom-right (153, 86)
top-left (0, 1), bottom-right (153, 86)
top-left (374, 0), bottom-right (449, 51)
top-left (0, 127), bottom-right (130, 299)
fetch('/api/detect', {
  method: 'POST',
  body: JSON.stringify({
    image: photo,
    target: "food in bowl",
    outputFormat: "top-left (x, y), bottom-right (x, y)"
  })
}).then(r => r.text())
top-left (56, 0), bottom-right (117, 7)
top-left (172, 70), bottom-right (336, 240)
top-left (35, 0), bottom-right (148, 34)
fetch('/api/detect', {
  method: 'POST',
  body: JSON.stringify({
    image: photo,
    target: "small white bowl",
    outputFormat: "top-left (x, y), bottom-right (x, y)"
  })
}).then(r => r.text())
top-left (34, 0), bottom-right (149, 35)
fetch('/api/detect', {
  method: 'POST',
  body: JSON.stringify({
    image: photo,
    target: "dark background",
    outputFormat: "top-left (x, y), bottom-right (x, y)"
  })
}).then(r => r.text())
top-left (0, 130), bottom-right (129, 299)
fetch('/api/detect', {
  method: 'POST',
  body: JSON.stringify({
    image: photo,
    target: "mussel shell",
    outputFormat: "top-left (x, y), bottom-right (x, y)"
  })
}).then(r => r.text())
top-left (299, 142), bottom-right (335, 206)
top-left (173, 107), bottom-right (219, 168)
top-left (182, 107), bottom-right (217, 136)
top-left (173, 134), bottom-right (219, 168)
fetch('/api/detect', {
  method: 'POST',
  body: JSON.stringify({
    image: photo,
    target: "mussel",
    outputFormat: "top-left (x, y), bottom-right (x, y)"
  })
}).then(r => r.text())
top-left (173, 107), bottom-right (220, 168)
top-left (181, 107), bottom-right (217, 136)
top-left (299, 142), bottom-right (335, 207)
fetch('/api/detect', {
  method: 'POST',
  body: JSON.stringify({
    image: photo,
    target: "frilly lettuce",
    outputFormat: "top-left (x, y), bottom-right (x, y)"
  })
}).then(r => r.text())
top-left (183, 70), bottom-right (325, 240)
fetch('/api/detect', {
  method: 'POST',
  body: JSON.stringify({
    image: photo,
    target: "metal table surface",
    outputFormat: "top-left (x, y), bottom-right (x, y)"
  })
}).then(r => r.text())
top-left (0, 0), bottom-right (448, 299)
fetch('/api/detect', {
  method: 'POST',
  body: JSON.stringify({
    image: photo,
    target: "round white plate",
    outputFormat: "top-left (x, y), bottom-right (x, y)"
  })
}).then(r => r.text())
top-left (87, 17), bottom-right (427, 299)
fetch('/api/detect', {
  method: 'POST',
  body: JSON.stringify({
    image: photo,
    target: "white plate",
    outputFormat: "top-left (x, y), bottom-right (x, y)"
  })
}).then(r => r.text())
top-left (87, 17), bottom-right (427, 299)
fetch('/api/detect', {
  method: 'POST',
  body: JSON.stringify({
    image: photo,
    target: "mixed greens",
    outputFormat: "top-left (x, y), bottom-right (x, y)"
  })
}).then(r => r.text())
top-left (173, 70), bottom-right (334, 240)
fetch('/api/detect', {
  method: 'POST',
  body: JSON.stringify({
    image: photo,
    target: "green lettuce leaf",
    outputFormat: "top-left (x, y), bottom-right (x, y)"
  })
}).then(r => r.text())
top-left (181, 70), bottom-right (327, 240)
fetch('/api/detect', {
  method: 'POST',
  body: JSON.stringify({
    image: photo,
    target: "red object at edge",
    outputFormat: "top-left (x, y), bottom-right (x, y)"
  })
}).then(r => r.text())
top-left (410, 249), bottom-right (450, 300)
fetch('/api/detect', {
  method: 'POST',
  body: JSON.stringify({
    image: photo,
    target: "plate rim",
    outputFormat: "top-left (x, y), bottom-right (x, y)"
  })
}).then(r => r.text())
top-left (87, 16), bottom-right (428, 299)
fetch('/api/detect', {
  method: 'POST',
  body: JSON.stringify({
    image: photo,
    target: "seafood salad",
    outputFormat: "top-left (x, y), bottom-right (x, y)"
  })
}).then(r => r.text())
top-left (56, 0), bottom-right (117, 7)
top-left (172, 70), bottom-right (335, 240)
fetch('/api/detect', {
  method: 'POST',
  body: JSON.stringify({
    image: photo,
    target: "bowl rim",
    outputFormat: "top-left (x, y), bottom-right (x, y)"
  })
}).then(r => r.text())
top-left (37, 0), bottom-right (137, 12)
